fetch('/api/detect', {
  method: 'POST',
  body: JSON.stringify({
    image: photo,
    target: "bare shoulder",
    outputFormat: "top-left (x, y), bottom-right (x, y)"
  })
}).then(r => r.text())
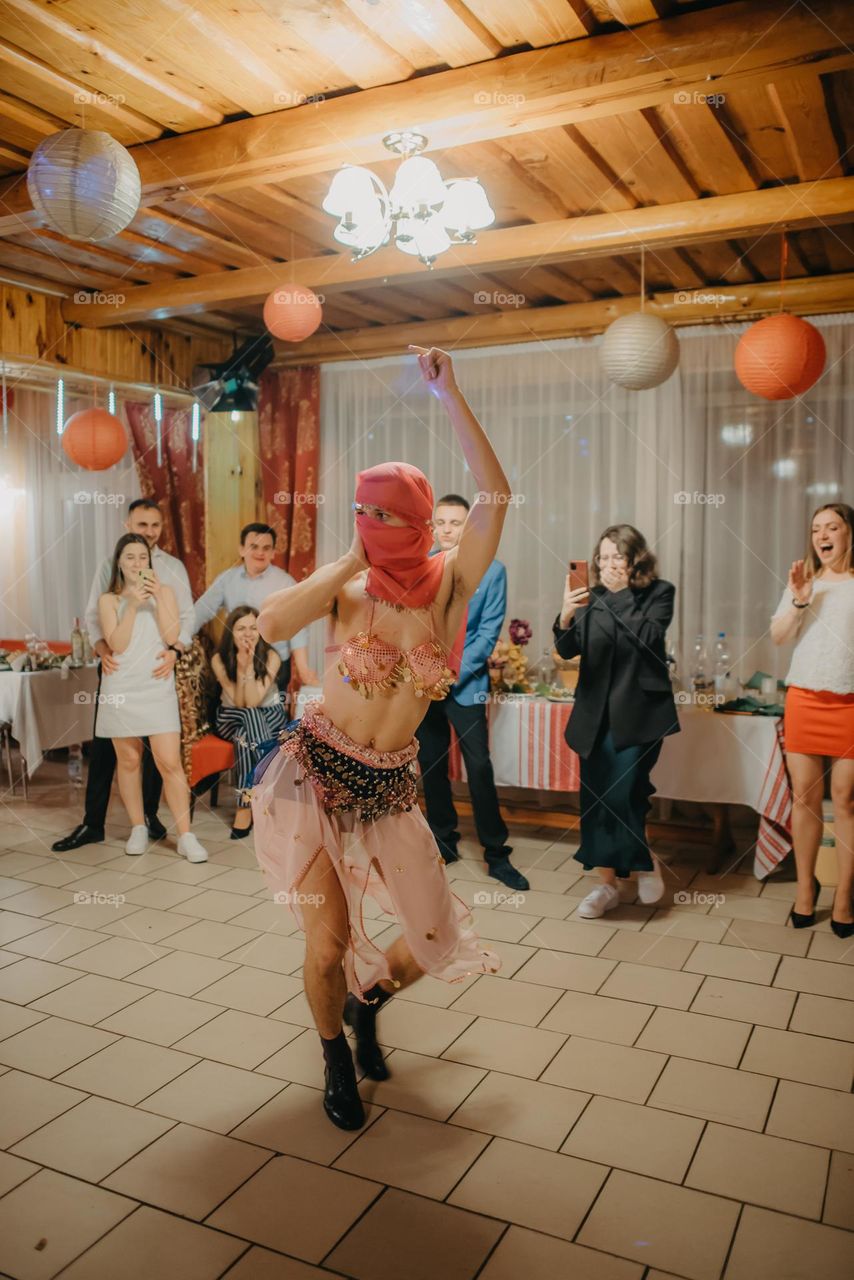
top-left (334, 571), bottom-right (370, 622)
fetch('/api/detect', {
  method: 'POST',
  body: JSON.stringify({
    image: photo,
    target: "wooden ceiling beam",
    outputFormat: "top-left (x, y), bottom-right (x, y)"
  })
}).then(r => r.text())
top-left (1, 0), bottom-right (852, 235)
top-left (60, 178), bottom-right (854, 326)
top-left (272, 273), bottom-right (854, 364)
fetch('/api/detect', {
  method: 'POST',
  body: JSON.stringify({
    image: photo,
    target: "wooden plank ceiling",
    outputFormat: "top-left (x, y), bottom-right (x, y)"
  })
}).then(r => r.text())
top-left (0, 0), bottom-right (852, 358)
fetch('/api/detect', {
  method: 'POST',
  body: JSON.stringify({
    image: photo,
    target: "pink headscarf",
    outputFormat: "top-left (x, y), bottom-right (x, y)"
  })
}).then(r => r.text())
top-left (354, 462), bottom-right (446, 609)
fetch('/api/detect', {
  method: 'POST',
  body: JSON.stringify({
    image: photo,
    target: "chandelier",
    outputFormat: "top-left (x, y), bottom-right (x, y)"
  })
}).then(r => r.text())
top-left (322, 130), bottom-right (495, 268)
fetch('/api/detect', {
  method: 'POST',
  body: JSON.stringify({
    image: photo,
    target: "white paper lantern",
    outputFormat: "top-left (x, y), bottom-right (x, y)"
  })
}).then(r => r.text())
top-left (599, 312), bottom-right (680, 390)
top-left (27, 128), bottom-right (141, 242)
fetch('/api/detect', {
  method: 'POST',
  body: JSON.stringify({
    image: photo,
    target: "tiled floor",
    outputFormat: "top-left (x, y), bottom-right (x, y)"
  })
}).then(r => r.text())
top-left (0, 768), bottom-right (853, 1280)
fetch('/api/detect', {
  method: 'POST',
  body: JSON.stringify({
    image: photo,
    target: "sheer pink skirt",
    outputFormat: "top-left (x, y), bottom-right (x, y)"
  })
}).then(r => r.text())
top-left (251, 705), bottom-right (501, 1001)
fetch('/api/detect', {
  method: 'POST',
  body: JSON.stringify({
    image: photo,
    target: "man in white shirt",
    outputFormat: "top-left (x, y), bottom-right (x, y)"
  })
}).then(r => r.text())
top-left (193, 523), bottom-right (319, 688)
top-left (52, 498), bottom-right (194, 852)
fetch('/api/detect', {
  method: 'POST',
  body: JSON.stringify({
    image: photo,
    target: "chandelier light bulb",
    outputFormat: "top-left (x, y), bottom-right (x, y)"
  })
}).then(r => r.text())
top-left (389, 155), bottom-right (446, 210)
top-left (442, 179), bottom-right (495, 233)
top-left (322, 165), bottom-right (377, 218)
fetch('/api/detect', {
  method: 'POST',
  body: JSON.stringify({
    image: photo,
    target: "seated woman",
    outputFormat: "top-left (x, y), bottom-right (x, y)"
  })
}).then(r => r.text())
top-left (212, 606), bottom-right (286, 838)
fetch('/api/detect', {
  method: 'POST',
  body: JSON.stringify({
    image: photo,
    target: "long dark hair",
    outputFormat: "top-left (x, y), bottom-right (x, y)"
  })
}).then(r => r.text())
top-left (805, 502), bottom-right (853, 578)
top-left (591, 523), bottom-right (659, 590)
top-left (107, 533), bottom-right (151, 595)
top-left (217, 606), bottom-right (271, 682)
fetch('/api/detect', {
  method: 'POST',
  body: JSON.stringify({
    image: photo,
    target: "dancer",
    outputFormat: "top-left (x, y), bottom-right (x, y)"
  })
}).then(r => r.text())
top-left (771, 502), bottom-right (854, 937)
top-left (252, 346), bottom-right (506, 1130)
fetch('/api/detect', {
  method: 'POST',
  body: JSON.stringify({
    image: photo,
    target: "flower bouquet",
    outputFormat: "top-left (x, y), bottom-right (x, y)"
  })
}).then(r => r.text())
top-left (489, 619), bottom-right (533, 694)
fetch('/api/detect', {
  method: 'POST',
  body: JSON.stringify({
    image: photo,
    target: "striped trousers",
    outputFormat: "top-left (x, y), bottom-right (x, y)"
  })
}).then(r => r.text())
top-left (215, 702), bottom-right (288, 807)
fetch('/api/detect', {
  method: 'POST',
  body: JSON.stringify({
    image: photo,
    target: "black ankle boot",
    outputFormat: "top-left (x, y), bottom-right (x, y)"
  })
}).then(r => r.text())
top-left (320, 1032), bottom-right (365, 1130)
top-left (343, 987), bottom-right (391, 1082)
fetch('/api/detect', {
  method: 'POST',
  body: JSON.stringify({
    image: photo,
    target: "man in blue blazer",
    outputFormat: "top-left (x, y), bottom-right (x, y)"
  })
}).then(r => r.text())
top-left (416, 495), bottom-right (529, 891)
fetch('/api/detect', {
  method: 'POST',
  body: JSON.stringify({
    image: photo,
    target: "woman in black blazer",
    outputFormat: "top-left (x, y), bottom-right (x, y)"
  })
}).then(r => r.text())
top-left (553, 524), bottom-right (679, 919)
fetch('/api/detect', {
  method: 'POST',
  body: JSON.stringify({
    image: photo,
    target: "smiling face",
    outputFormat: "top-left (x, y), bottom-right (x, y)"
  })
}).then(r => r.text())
top-left (126, 505), bottom-right (162, 548)
top-left (811, 508), bottom-right (851, 574)
top-left (232, 611), bottom-right (259, 651)
top-left (433, 502), bottom-right (467, 551)
top-left (241, 531), bottom-right (276, 575)
top-left (597, 536), bottom-right (629, 575)
top-left (118, 540), bottom-right (151, 587)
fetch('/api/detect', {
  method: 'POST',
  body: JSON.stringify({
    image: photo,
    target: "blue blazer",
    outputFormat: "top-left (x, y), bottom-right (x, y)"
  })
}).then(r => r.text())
top-left (451, 559), bottom-right (507, 706)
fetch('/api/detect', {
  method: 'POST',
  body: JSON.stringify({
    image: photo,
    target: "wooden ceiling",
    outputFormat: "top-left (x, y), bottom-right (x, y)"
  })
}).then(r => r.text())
top-left (0, 0), bottom-right (852, 361)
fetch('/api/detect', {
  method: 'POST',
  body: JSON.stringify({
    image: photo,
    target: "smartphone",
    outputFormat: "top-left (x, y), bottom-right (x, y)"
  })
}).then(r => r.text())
top-left (138, 568), bottom-right (155, 588)
top-left (568, 559), bottom-right (589, 592)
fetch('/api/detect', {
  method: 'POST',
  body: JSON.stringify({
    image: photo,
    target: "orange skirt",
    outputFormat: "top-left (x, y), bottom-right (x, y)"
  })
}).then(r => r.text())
top-left (784, 686), bottom-right (854, 759)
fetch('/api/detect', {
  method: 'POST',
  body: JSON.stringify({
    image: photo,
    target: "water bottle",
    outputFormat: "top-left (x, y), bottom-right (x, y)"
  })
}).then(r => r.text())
top-left (67, 743), bottom-right (83, 787)
top-left (713, 631), bottom-right (732, 700)
top-left (690, 635), bottom-right (710, 694)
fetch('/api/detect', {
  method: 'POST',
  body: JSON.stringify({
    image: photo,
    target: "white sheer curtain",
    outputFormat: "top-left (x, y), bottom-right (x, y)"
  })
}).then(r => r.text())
top-left (0, 388), bottom-right (141, 643)
top-left (318, 314), bottom-right (853, 683)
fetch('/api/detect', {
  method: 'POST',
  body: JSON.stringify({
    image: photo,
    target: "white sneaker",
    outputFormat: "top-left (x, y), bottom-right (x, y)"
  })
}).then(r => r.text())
top-left (577, 882), bottom-right (620, 918)
top-left (125, 825), bottom-right (149, 856)
top-left (177, 832), bottom-right (208, 863)
top-left (637, 856), bottom-right (665, 904)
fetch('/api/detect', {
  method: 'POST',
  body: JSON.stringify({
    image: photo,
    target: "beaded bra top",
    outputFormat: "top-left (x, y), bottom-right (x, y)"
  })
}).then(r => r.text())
top-left (327, 598), bottom-right (456, 701)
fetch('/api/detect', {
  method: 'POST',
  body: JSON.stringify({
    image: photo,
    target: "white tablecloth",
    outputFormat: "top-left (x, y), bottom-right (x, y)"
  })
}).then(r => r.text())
top-left (0, 667), bottom-right (101, 775)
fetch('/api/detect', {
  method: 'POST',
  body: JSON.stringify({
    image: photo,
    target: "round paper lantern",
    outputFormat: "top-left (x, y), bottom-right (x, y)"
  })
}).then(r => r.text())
top-left (734, 313), bottom-right (826, 400)
top-left (263, 286), bottom-right (322, 342)
top-left (62, 409), bottom-right (127, 471)
top-left (599, 312), bottom-right (680, 390)
top-left (27, 128), bottom-right (141, 242)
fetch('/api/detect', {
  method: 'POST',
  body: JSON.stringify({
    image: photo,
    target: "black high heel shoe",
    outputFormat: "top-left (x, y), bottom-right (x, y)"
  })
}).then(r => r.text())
top-left (230, 817), bottom-right (253, 840)
top-left (790, 875), bottom-right (821, 929)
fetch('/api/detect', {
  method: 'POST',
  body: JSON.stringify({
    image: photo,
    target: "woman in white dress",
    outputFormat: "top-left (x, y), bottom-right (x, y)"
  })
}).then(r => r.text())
top-left (97, 534), bottom-right (208, 862)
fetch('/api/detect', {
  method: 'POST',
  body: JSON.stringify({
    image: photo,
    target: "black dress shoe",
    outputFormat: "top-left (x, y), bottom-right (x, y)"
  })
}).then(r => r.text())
top-left (343, 993), bottom-right (390, 1081)
top-left (830, 917), bottom-right (854, 939)
top-left (440, 850), bottom-right (461, 865)
top-left (51, 824), bottom-right (104, 853)
top-left (487, 857), bottom-right (530, 892)
top-left (145, 814), bottom-right (168, 841)
top-left (323, 1057), bottom-right (366, 1130)
top-left (230, 818), bottom-right (253, 840)
top-left (790, 875), bottom-right (822, 929)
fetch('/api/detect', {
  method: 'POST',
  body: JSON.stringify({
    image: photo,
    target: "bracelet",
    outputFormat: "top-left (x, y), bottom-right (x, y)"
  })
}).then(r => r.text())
top-left (791, 597), bottom-right (809, 610)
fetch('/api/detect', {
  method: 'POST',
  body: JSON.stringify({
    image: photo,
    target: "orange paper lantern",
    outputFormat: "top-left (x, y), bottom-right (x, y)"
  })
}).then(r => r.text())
top-left (61, 408), bottom-right (127, 470)
top-left (263, 286), bottom-right (322, 342)
top-left (734, 313), bottom-right (826, 400)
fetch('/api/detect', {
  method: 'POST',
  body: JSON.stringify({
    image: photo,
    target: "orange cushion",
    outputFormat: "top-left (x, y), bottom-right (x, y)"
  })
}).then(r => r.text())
top-left (190, 734), bottom-right (235, 788)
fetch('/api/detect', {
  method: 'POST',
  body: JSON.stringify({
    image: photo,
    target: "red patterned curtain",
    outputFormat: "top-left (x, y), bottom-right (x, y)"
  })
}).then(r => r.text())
top-left (124, 402), bottom-right (206, 598)
top-left (257, 366), bottom-right (320, 581)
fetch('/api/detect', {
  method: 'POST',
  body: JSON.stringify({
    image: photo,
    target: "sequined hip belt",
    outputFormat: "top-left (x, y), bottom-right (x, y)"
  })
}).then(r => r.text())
top-left (282, 705), bottom-right (418, 821)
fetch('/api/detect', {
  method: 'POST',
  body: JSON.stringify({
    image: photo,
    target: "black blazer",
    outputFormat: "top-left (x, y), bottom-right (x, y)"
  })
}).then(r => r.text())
top-left (553, 578), bottom-right (680, 759)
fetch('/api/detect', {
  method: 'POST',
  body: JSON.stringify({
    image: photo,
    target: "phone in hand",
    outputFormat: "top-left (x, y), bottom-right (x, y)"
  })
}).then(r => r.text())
top-left (568, 559), bottom-right (589, 592)
top-left (138, 568), bottom-right (155, 591)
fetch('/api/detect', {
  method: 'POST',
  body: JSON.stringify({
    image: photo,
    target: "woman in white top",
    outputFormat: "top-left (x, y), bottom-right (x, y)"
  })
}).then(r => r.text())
top-left (97, 534), bottom-right (208, 863)
top-left (212, 606), bottom-right (285, 839)
top-left (771, 503), bottom-right (854, 937)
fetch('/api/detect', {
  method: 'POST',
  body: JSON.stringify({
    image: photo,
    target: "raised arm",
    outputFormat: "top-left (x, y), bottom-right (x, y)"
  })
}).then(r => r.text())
top-left (410, 346), bottom-right (511, 602)
top-left (257, 537), bottom-right (366, 645)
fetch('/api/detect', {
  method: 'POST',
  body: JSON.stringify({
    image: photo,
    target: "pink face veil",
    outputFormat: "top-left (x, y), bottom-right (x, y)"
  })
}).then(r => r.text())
top-left (354, 462), bottom-right (446, 609)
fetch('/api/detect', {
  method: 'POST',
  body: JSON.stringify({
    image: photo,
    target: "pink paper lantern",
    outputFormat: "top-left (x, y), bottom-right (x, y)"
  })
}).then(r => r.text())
top-left (735, 313), bottom-right (826, 400)
top-left (62, 408), bottom-right (127, 470)
top-left (263, 286), bottom-right (323, 342)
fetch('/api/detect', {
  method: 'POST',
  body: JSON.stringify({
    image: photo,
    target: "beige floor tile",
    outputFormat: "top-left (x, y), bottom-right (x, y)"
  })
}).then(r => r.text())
top-left (598, 930), bottom-right (697, 970)
top-left (198, 867), bottom-right (265, 895)
top-left (208, 1151), bottom-right (380, 1260)
top-left (824, 1150), bottom-right (854, 1230)
top-left (173, 887), bottom-right (266, 922)
top-left (125, 950), bottom-right (239, 996)
top-left (6, 923), bottom-right (105, 962)
top-left (0, 912), bottom-right (53, 945)
top-left (61, 935), bottom-right (169, 978)
top-left (644, 909), bottom-right (730, 943)
top-left (66, 868), bottom-right (148, 897)
top-left (120, 879), bottom-right (206, 909)
top-left (268, 990), bottom-right (316, 1029)
top-left (686, 1121), bottom-right (828, 1218)
top-left (0, 1000), bottom-right (46, 1041)
top-left (648, 1057), bottom-right (775, 1131)
top-left (97, 990), bottom-right (222, 1045)
top-left (0, 1148), bottom-right (39, 1197)
top-left (357, 998), bottom-right (474, 1056)
top-left (222, 932), bottom-right (306, 973)
top-left (578, 1167), bottom-right (738, 1280)
top-left (361, 1049), bottom-right (485, 1122)
top-left (709, 896), bottom-right (793, 926)
top-left (636, 1007), bottom-right (750, 1066)
top-left (56, 1036), bottom-right (199, 1104)
top-left (220, 1246), bottom-right (344, 1279)
top-left (0, 852), bottom-right (50, 876)
top-left (449, 973), bottom-right (562, 1025)
top-left (0, 1167), bottom-right (136, 1280)
top-left (742, 1024), bottom-right (854, 1089)
top-left (0, 957), bottom-right (80, 1004)
top-left (140, 1057), bottom-right (286, 1133)
top-left (441, 1016), bottom-right (565, 1079)
top-left (156, 918), bottom-right (262, 959)
top-left (541, 1035), bottom-right (667, 1103)
top-left (30, 973), bottom-right (146, 1025)
top-left (496, 887), bottom-right (578, 919)
top-left (48, 898), bottom-right (144, 928)
top-left (449, 1070), bottom-right (588, 1150)
top-left (0, 1069), bottom-right (86, 1146)
top-left (233, 1081), bottom-right (380, 1162)
top-left (684, 940), bottom-right (780, 985)
top-left (720, 918), bottom-right (810, 957)
top-left (99, 907), bottom-right (197, 942)
top-left (471, 906), bottom-right (542, 942)
top-left (194, 966), bottom-right (302, 1014)
top-left (226, 899), bottom-right (300, 933)
top-left (725, 1204), bottom-right (854, 1280)
top-left (540, 988), bottom-right (654, 1044)
top-left (99, 851), bottom-right (181, 877)
top-left (484, 939), bottom-right (537, 977)
top-left (774, 955), bottom-right (854, 1000)
top-left (11, 1094), bottom-right (175, 1180)
top-left (566, 903), bottom-right (655, 932)
top-left (766, 1079), bottom-right (854, 1154)
top-left (790, 991), bottom-right (854, 1042)
top-left (0, 1014), bottom-right (118, 1077)
top-left (395, 973), bottom-right (478, 1008)
top-left (691, 871), bottom-right (763, 899)
top-left (449, 1136), bottom-right (606, 1239)
top-left (809, 930), bottom-right (854, 963)
top-left (2, 885), bottom-right (77, 916)
top-left (562, 1094), bottom-right (703, 1181)
top-left (148, 859), bottom-right (226, 886)
top-left (520, 916), bottom-right (614, 955)
top-left (57, 1204), bottom-right (247, 1280)
top-left (479, 1225), bottom-right (643, 1280)
top-left (335, 1108), bottom-right (488, 1198)
top-left (513, 949), bottom-right (617, 992)
top-left (104, 1121), bottom-right (272, 1219)
top-left (690, 976), bottom-right (796, 1028)
top-left (255, 1028), bottom-right (329, 1088)
top-left (599, 962), bottom-right (703, 1010)
top-left (173, 1007), bottom-right (303, 1068)
top-left (327, 1186), bottom-right (503, 1280)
